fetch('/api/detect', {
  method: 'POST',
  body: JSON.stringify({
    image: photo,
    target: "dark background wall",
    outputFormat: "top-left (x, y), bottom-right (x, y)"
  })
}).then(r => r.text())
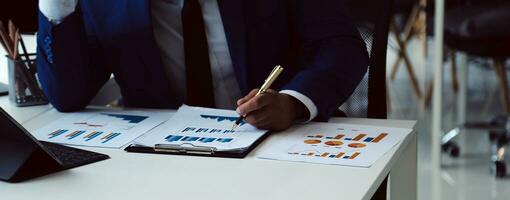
top-left (0, 0), bottom-right (38, 33)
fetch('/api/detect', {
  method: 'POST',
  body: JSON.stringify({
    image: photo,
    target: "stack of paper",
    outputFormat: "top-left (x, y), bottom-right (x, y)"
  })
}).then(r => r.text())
top-left (256, 123), bottom-right (412, 167)
top-left (32, 109), bottom-right (172, 148)
top-left (133, 105), bottom-right (267, 151)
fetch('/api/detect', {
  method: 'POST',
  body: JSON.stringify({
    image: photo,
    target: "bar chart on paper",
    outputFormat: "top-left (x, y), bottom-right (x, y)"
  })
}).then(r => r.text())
top-left (33, 110), bottom-right (172, 148)
top-left (133, 105), bottom-right (267, 151)
top-left (257, 123), bottom-right (412, 167)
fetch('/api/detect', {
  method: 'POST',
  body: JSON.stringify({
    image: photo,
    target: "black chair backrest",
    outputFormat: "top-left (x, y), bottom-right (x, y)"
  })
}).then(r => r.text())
top-left (340, 0), bottom-right (394, 119)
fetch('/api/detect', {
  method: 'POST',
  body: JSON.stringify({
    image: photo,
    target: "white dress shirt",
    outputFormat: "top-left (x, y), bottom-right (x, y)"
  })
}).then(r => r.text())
top-left (39, 0), bottom-right (318, 121)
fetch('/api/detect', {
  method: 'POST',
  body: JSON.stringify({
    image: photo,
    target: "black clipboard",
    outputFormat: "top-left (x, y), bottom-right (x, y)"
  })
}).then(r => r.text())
top-left (124, 133), bottom-right (269, 158)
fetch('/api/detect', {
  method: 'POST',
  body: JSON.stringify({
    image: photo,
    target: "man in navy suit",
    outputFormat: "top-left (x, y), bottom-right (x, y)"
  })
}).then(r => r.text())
top-left (37, 0), bottom-right (368, 131)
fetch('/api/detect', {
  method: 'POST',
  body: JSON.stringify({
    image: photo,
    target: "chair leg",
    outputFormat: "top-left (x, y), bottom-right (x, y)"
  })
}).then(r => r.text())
top-left (387, 82), bottom-right (392, 114)
top-left (493, 59), bottom-right (510, 113)
top-left (390, 5), bottom-right (421, 80)
top-left (482, 85), bottom-right (498, 116)
top-left (425, 80), bottom-right (433, 106)
top-left (390, 23), bottom-right (423, 97)
top-left (390, 44), bottom-right (403, 80)
top-left (417, 0), bottom-right (428, 57)
top-left (450, 50), bottom-right (459, 92)
top-left (425, 47), bottom-right (458, 106)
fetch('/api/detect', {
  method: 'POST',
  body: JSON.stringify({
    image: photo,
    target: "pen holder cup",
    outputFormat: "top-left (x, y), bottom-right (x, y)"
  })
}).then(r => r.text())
top-left (7, 55), bottom-right (49, 107)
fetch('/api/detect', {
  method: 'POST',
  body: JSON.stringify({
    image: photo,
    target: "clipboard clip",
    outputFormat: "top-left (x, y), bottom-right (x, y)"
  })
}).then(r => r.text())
top-left (154, 143), bottom-right (217, 155)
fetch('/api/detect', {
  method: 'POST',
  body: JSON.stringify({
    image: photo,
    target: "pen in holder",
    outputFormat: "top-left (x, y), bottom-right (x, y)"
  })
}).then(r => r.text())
top-left (7, 54), bottom-right (48, 107)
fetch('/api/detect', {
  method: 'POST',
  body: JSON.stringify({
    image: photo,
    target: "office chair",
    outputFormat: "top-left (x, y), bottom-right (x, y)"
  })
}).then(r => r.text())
top-left (342, 0), bottom-right (394, 199)
top-left (438, 1), bottom-right (510, 178)
top-left (341, 0), bottom-right (393, 120)
top-left (389, 0), bottom-right (426, 98)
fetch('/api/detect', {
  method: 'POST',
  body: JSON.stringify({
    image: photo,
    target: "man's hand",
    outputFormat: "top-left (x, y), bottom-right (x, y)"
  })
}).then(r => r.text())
top-left (236, 89), bottom-right (309, 131)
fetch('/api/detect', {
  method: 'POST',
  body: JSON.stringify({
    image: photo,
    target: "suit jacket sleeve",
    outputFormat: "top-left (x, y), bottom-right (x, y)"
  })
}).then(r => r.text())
top-left (37, 8), bottom-right (111, 112)
top-left (281, 0), bottom-right (369, 121)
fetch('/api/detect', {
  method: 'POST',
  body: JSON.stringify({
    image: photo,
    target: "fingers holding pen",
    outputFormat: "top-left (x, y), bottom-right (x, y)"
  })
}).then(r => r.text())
top-left (236, 89), bottom-right (258, 106)
top-left (236, 89), bottom-right (277, 116)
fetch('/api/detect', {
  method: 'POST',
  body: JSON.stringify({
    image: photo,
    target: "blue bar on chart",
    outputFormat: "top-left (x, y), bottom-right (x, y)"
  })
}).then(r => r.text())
top-left (66, 130), bottom-right (86, 140)
top-left (324, 134), bottom-right (344, 140)
top-left (200, 114), bottom-right (246, 126)
top-left (289, 151), bottom-right (348, 159)
top-left (165, 135), bottom-right (234, 144)
top-left (101, 113), bottom-right (148, 124)
top-left (181, 127), bottom-right (236, 134)
top-left (342, 152), bottom-right (360, 159)
top-left (344, 134), bottom-right (367, 141)
top-left (181, 136), bottom-right (200, 142)
top-left (48, 129), bottom-right (68, 139)
top-left (84, 131), bottom-right (103, 141)
top-left (217, 138), bottom-right (233, 143)
top-left (165, 135), bottom-right (184, 142)
top-left (223, 130), bottom-right (235, 134)
top-left (199, 137), bottom-right (216, 143)
top-left (101, 133), bottom-right (121, 143)
top-left (196, 128), bottom-right (209, 133)
top-left (345, 133), bottom-right (387, 143)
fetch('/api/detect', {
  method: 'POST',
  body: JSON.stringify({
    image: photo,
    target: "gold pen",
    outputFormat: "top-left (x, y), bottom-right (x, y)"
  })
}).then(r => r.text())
top-left (231, 65), bottom-right (284, 130)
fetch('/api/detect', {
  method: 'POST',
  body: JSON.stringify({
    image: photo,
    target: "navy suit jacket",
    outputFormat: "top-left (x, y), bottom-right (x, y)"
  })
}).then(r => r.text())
top-left (37, 0), bottom-right (368, 121)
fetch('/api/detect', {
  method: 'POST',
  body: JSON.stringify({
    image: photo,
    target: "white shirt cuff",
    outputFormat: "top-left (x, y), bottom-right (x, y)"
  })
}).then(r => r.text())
top-left (39, 0), bottom-right (78, 24)
top-left (280, 90), bottom-right (318, 123)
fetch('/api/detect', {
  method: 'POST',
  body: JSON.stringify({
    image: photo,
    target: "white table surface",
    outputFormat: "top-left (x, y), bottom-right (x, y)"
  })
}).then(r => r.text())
top-left (0, 99), bottom-right (417, 200)
top-left (0, 96), bottom-right (52, 124)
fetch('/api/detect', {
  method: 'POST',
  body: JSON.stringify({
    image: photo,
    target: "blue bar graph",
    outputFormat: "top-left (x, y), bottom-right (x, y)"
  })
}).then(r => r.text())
top-left (85, 131), bottom-right (103, 141)
top-left (165, 135), bottom-right (234, 144)
top-left (102, 133), bottom-right (121, 143)
top-left (364, 137), bottom-right (374, 142)
top-left (181, 127), bottom-right (236, 134)
top-left (67, 131), bottom-right (86, 140)
top-left (200, 115), bottom-right (245, 126)
top-left (101, 113), bottom-right (148, 124)
top-left (49, 129), bottom-right (68, 139)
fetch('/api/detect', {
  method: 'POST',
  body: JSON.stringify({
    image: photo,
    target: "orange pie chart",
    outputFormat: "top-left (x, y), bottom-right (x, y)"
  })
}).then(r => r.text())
top-left (324, 140), bottom-right (343, 146)
top-left (348, 143), bottom-right (366, 148)
top-left (304, 139), bottom-right (322, 144)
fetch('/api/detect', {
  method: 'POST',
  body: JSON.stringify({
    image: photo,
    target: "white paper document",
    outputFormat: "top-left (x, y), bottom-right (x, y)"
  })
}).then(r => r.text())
top-left (133, 105), bottom-right (267, 151)
top-left (32, 109), bottom-right (172, 148)
top-left (256, 123), bottom-right (412, 167)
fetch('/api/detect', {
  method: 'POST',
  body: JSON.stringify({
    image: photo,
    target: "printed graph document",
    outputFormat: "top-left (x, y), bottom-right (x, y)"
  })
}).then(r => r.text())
top-left (256, 123), bottom-right (412, 167)
top-left (133, 105), bottom-right (267, 151)
top-left (32, 109), bottom-right (172, 148)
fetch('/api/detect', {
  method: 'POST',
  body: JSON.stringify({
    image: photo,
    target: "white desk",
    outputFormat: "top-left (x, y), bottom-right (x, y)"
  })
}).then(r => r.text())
top-left (0, 96), bottom-right (417, 200)
top-left (0, 96), bottom-right (52, 124)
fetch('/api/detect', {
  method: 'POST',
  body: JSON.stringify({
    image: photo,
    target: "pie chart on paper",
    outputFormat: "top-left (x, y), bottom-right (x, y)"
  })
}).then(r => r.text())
top-left (348, 143), bottom-right (366, 148)
top-left (324, 140), bottom-right (343, 146)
